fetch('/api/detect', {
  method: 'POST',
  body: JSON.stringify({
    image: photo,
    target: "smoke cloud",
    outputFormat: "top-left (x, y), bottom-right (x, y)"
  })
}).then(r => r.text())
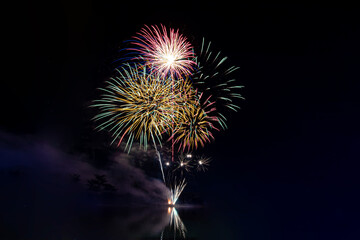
top-left (0, 131), bottom-right (172, 239)
top-left (0, 131), bottom-right (169, 206)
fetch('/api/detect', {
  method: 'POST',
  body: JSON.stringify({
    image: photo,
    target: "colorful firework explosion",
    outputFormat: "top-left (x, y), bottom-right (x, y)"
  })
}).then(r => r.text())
top-left (92, 24), bottom-right (243, 205)
top-left (130, 24), bottom-right (196, 78)
top-left (170, 92), bottom-right (220, 152)
top-left (91, 64), bottom-right (195, 152)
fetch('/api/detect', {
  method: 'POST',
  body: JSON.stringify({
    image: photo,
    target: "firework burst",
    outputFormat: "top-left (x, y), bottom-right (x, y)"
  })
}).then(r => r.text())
top-left (193, 38), bottom-right (244, 129)
top-left (196, 156), bottom-right (211, 172)
top-left (91, 24), bottom-right (243, 204)
top-left (173, 154), bottom-right (193, 174)
top-left (130, 24), bottom-right (196, 78)
top-left (170, 92), bottom-right (220, 152)
top-left (91, 64), bottom-right (195, 152)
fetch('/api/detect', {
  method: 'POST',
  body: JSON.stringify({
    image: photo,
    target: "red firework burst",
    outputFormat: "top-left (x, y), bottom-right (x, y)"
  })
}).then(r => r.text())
top-left (130, 24), bottom-right (196, 78)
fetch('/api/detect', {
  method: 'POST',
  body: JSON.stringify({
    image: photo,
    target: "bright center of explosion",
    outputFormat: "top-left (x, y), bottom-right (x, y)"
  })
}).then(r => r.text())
top-left (164, 54), bottom-right (176, 66)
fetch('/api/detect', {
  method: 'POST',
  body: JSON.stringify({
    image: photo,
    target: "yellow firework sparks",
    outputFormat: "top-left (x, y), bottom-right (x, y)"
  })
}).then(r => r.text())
top-left (91, 64), bottom-right (195, 152)
top-left (170, 93), bottom-right (220, 152)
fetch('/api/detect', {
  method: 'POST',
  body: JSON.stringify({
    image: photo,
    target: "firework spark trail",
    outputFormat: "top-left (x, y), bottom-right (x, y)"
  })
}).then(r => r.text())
top-left (152, 139), bottom-right (166, 183)
top-left (169, 178), bottom-right (187, 205)
top-left (130, 24), bottom-right (196, 78)
top-left (193, 38), bottom-right (244, 129)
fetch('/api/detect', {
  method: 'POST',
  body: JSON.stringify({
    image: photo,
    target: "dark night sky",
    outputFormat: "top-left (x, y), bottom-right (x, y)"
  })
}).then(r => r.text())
top-left (2, 1), bottom-right (360, 238)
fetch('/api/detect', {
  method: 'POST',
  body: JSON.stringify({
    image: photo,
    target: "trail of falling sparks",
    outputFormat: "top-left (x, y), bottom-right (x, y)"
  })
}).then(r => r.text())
top-left (152, 141), bottom-right (166, 183)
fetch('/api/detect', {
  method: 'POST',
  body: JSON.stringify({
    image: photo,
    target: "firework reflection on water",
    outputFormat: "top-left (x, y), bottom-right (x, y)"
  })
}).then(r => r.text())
top-left (168, 207), bottom-right (186, 238)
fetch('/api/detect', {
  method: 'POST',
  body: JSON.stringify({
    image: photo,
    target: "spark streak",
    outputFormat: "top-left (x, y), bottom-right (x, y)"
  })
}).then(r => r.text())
top-left (168, 178), bottom-right (187, 205)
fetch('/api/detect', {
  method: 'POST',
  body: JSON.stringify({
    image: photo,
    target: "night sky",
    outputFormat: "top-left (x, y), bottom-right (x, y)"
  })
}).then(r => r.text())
top-left (2, 2), bottom-right (360, 239)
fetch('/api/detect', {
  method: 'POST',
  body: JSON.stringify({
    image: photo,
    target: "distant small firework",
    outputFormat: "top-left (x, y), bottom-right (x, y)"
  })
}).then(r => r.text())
top-left (174, 154), bottom-right (193, 174)
top-left (164, 151), bottom-right (211, 176)
top-left (196, 156), bottom-right (211, 172)
top-left (193, 38), bottom-right (244, 129)
top-left (130, 24), bottom-right (196, 78)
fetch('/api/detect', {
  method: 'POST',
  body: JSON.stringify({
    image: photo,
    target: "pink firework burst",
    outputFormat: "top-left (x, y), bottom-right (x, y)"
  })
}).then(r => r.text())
top-left (131, 24), bottom-right (196, 78)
